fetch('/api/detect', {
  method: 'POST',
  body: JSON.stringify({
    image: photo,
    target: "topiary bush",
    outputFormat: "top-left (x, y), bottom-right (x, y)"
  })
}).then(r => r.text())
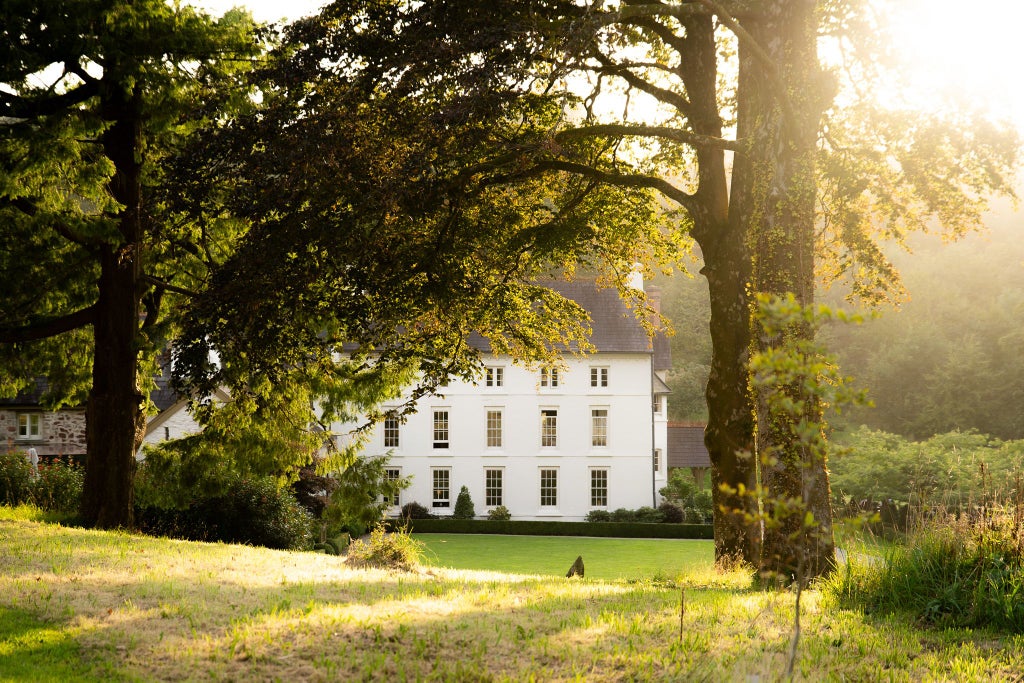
top-left (585, 509), bottom-right (612, 522)
top-left (346, 525), bottom-right (424, 571)
top-left (401, 501), bottom-right (433, 519)
top-left (487, 505), bottom-right (511, 521)
top-left (452, 485), bottom-right (475, 519)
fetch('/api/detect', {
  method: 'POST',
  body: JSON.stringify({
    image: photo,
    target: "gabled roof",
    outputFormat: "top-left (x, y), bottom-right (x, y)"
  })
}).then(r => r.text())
top-left (471, 280), bottom-right (668, 358)
top-left (668, 422), bottom-right (711, 469)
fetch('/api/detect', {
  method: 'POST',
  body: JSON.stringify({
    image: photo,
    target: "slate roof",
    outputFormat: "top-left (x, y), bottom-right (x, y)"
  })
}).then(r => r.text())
top-left (668, 422), bottom-right (711, 469)
top-left (470, 280), bottom-right (669, 358)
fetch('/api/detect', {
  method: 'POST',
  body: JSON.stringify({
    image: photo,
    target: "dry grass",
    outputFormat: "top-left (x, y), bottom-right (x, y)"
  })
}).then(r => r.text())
top-left (2, 515), bottom-right (1024, 681)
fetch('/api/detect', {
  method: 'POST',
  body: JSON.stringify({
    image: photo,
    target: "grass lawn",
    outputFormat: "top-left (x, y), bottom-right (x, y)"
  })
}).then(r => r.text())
top-left (2, 507), bottom-right (1023, 681)
top-left (418, 533), bottom-right (714, 580)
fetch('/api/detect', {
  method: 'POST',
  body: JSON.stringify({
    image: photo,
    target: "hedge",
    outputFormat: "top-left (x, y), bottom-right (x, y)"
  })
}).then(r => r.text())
top-left (384, 518), bottom-right (713, 539)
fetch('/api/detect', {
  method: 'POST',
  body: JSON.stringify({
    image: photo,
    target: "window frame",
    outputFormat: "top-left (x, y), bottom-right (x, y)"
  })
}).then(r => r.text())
top-left (383, 415), bottom-right (400, 449)
top-left (432, 467), bottom-right (451, 508)
top-left (484, 467), bottom-right (503, 507)
top-left (590, 366), bottom-right (609, 388)
top-left (485, 366), bottom-right (504, 388)
top-left (540, 367), bottom-right (560, 388)
top-left (385, 467), bottom-right (401, 507)
top-left (432, 409), bottom-right (450, 449)
top-left (539, 467), bottom-right (558, 508)
top-left (16, 413), bottom-right (41, 440)
top-left (590, 468), bottom-right (609, 507)
top-left (485, 408), bottom-right (503, 448)
top-left (540, 409), bottom-right (558, 448)
top-left (591, 407), bottom-right (608, 448)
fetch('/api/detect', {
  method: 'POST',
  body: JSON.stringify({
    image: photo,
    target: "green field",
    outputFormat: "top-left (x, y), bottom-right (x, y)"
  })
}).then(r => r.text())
top-left (418, 533), bottom-right (714, 580)
top-left (3, 509), bottom-right (1023, 681)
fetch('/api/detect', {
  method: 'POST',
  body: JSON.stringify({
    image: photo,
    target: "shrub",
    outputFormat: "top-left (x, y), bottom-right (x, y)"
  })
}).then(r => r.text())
top-left (346, 525), bottom-right (423, 571)
top-left (452, 485), bottom-right (475, 519)
top-left (401, 501), bottom-right (433, 519)
top-left (31, 460), bottom-right (83, 514)
top-left (610, 508), bottom-right (636, 523)
top-left (585, 509), bottom-right (612, 522)
top-left (823, 503), bottom-right (1024, 631)
top-left (136, 475), bottom-right (314, 550)
top-left (0, 450), bottom-right (33, 506)
top-left (658, 502), bottom-right (683, 523)
top-left (634, 506), bottom-right (663, 523)
top-left (487, 505), bottom-right (511, 521)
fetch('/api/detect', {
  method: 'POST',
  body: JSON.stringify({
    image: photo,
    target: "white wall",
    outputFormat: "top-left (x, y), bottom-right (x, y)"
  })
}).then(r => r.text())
top-left (349, 353), bottom-right (661, 521)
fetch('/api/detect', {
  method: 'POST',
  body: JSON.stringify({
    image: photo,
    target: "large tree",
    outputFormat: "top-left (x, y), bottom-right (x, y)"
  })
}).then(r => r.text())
top-left (196, 0), bottom-right (1015, 579)
top-left (0, 0), bottom-right (262, 528)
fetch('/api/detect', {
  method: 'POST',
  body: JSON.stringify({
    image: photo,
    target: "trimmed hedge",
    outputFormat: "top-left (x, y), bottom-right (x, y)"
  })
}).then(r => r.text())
top-left (384, 518), bottom-right (713, 539)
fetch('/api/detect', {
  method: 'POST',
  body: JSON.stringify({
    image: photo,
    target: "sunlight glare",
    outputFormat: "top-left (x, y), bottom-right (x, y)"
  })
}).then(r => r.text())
top-left (889, 0), bottom-right (1024, 127)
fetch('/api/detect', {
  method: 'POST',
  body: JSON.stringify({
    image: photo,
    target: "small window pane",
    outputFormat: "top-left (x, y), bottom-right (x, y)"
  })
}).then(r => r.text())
top-left (591, 408), bottom-right (608, 447)
top-left (540, 468), bottom-right (558, 507)
top-left (432, 469), bottom-right (450, 508)
top-left (433, 410), bottom-right (449, 448)
top-left (541, 410), bottom-right (557, 447)
top-left (384, 416), bottom-right (400, 448)
top-left (486, 367), bottom-right (504, 387)
top-left (485, 468), bottom-right (503, 507)
top-left (486, 410), bottom-right (502, 448)
top-left (591, 469), bottom-right (608, 507)
top-left (385, 468), bottom-right (401, 506)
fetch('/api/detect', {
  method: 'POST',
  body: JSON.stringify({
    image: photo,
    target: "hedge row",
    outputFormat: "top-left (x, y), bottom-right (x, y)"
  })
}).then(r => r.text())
top-left (384, 518), bottom-right (713, 539)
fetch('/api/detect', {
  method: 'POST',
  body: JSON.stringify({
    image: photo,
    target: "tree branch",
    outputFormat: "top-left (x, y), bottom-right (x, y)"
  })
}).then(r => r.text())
top-left (533, 159), bottom-right (698, 212)
top-left (141, 274), bottom-right (201, 299)
top-left (0, 305), bottom-right (97, 344)
top-left (0, 80), bottom-right (101, 119)
top-left (556, 123), bottom-right (740, 152)
top-left (1, 196), bottom-right (105, 250)
top-left (691, 0), bottom-right (798, 137)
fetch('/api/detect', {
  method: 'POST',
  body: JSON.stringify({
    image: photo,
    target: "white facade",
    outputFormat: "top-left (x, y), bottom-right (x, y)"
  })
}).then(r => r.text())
top-left (354, 352), bottom-right (669, 521)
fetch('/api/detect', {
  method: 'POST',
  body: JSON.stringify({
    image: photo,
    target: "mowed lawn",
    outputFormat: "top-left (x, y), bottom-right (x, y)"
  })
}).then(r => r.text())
top-left (3, 510), bottom-right (1024, 681)
top-left (417, 533), bottom-right (714, 580)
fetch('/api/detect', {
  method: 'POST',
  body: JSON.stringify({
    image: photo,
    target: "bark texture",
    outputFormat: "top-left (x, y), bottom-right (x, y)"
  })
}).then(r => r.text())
top-left (739, 0), bottom-right (835, 581)
top-left (80, 81), bottom-right (146, 529)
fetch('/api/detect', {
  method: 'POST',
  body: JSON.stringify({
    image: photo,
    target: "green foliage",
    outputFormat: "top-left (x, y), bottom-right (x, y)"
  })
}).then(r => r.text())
top-left (659, 469), bottom-right (714, 523)
top-left (31, 461), bottom-right (83, 515)
top-left (322, 455), bottom-right (409, 538)
top-left (345, 525), bottom-right (424, 571)
top-left (824, 504), bottom-right (1024, 632)
top-left (487, 505), bottom-right (511, 521)
top-left (0, 452), bottom-right (82, 515)
top-left (135, 474), bottom-right (314, 550)
top-left (401, 502), bottom-right (433, 520)
top-left (658, 502), bottom-right (684, 524)
top-left (452, 486), bottom-right (476, 520)
top-left (825, 222), bottom-right (1024, 440)
top-left (0, 451), bottom-right (33, 507)
top-left (584, 510), bottom-right (611, 523)
top-left (831, 427), bottom-right (1024, 506)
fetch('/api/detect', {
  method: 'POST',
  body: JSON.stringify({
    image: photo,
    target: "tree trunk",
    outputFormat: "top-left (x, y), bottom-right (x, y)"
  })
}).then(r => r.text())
top-left (679, 13), bottom-right (760, 565)
top-left (79, 82), bottom-right (146, 529)
top-left (738, 0), bottom-right (835, 581)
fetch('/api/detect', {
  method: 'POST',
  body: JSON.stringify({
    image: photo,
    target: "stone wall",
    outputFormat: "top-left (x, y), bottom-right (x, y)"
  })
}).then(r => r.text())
top-left (0, 409), bottom-right (87, 458)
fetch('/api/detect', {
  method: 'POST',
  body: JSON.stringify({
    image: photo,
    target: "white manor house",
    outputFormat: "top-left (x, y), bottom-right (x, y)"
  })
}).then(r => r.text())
top-left (345, 280), bottom-right (672, 522)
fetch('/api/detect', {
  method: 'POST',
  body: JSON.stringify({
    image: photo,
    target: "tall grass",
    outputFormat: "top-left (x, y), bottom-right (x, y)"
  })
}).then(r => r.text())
top-left (824, 502), bottom-right (1024, 631)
